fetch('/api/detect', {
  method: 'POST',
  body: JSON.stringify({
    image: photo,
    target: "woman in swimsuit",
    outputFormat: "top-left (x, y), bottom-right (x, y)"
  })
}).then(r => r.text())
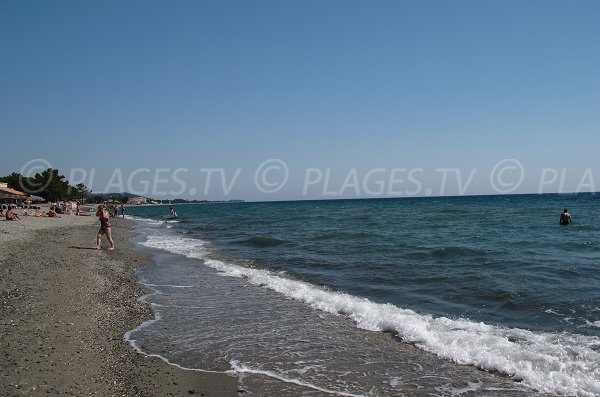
top-left (95, 205), bottom-right (115, 250)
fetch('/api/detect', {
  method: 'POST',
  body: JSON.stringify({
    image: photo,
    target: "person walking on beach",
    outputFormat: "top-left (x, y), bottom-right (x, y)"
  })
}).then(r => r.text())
top-left (560, 209), bottom-right (572, 225)
top-left (95, 205), bottom-right (115, 250)
top-left (120, 204), bottom-right (125, 219)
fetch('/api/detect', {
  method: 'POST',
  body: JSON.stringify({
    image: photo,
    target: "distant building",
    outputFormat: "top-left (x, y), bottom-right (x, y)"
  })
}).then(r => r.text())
top-left (127, 196), bottom-right (147, 205)
top-left (0, 182), bottom-right (27, 204)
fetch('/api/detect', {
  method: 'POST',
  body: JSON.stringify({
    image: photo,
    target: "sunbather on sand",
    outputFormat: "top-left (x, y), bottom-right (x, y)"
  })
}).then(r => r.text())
top-left (47, 207), bottom-right (59, 218)
top-left (5, 208), bottom-right (21, 221)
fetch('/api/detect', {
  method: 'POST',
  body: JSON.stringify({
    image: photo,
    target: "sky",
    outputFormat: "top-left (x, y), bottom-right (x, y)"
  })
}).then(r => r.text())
top-left (1, 0), bottom-right (599, 201)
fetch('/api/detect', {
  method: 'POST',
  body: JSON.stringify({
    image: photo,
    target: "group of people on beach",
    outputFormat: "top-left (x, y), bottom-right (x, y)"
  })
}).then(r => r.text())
top-left (0, 206), bottom-right (63, 220)
top-left (106, 204), bottom-right (126, 219)
top-left (0, 201), bottom-right (117, 251)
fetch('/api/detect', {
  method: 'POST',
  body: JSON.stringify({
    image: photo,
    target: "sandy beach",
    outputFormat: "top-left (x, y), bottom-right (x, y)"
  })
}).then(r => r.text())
top-left (0, 215), bottom-right (238, 396)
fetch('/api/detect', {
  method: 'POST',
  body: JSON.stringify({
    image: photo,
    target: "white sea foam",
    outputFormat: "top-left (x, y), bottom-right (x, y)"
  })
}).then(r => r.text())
top-left (230, 361), bottom-right (366, 397)
top-left (124, 290), bottom-right (228, 376)
top-left (544, 308), bottom-right (563, 316)
top-left (436, 381), bottom-right (482, 396)
top-left (125, 214), bottom-right (165, 226)
top-left (143, 283), bottom-right (194, 288)
top-left (586, 320), bottom-right (600, 328)
top-left (125, 283), bottom-right (363, 395)
top-left (140, 234), bottom-right (206, 256)
top-left (140, 234), bottom-right (600, 397)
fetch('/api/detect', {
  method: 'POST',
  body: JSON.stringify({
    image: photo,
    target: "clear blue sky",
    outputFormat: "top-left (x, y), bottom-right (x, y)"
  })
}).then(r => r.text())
top-left (1, 0), bottom-right (598, 200)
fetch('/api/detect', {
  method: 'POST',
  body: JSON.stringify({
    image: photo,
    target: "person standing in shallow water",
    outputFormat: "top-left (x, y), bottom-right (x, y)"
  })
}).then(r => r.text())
top-left (95, 205), bottom-right (115, 250)
top-left (560, 209), bottom-right (572, 225)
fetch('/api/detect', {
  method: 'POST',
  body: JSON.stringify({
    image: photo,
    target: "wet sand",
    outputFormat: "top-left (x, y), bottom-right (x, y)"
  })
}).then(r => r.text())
top-left (0, 215), bottom-right (238, 396)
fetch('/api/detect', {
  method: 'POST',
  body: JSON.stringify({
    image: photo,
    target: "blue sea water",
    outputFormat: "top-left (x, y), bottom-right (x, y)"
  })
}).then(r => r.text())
top-left (125, 194), bottom-right (600, 396)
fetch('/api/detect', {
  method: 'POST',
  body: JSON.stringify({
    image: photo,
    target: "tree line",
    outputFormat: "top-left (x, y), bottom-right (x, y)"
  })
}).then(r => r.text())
top-left (0, 169), bottom-right (91, 202)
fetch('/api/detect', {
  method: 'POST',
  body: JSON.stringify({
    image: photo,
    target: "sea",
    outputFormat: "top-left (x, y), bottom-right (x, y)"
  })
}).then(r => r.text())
top-left (124, 194), bottom-right (600, 396)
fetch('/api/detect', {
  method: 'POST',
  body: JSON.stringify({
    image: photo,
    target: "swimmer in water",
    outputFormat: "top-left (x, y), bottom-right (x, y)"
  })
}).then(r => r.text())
top-left (559, 209), bottom-right (572, 225)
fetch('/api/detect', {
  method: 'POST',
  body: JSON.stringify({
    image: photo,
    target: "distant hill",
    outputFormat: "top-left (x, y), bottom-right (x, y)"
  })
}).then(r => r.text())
top-left (89, 191), bottom-right (148, 199)
top-left (87, 192), bottom-right (244, 204)
top-left (87, 191), bottom-right (154, 204)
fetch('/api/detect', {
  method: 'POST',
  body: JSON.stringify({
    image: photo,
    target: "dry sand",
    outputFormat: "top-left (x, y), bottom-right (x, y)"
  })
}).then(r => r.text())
top-left (0, 215), bottom-right (239, 396)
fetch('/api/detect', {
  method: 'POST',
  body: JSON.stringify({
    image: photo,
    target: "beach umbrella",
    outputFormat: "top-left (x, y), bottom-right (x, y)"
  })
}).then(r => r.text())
top-left (0, 193), bottom-right (21, 200)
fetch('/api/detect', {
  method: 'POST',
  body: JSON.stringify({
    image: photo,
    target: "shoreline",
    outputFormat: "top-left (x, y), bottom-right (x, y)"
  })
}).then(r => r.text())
top-left (0, 216), bottom-right (238, 396)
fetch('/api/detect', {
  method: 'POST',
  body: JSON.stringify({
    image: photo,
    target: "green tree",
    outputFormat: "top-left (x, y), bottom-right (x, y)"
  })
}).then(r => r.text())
top-left (0, 172), bottom-right (21, 189)
top-left (70, 183), bottom-right (91, 201)
top-left (0, 172), bottom-right (36, 193)
top-left (30, 168), bottom-right (70, 201)
top-left (1, 169), bottom-right (98, 202)
top-left (93, 195), bottom-right (104, 204)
